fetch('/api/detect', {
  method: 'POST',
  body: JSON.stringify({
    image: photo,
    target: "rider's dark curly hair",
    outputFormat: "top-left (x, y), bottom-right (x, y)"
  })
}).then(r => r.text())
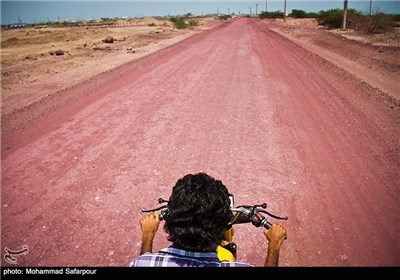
top-left (164, 173), bottom-right (233, 252)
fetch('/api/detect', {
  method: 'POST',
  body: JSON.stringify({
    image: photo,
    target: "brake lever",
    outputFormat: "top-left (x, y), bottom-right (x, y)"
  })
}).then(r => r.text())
top-left (141, 205), bottom-right (168, 213)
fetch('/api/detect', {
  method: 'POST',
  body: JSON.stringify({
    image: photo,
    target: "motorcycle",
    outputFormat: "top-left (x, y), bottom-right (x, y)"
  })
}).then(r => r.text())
top-left (142, 194), bottom-right (288, 261)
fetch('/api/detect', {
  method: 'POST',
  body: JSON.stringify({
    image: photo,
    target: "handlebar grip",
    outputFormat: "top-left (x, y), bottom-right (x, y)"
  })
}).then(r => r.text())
top-left (261, 219), bottom-right (272, 229)
top-left (261, 219), bottom-right (288, 240)
top-left (159, 209), bottom-right (169, 221)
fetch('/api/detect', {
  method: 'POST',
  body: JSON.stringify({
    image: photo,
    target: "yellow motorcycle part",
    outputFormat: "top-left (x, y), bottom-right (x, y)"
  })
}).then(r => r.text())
top-left (217, 245), bottom-right (235, 261)
top-left (217, 227), bottom-right (235, 261)
top-left (224, 227), bottom-right (234, 242)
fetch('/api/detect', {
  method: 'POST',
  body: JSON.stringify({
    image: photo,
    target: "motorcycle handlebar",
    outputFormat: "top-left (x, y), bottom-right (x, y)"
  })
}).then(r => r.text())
top-left (142, 197), bottom-right (288, 239)
top-left (231, 207), bottom-right (288, 240)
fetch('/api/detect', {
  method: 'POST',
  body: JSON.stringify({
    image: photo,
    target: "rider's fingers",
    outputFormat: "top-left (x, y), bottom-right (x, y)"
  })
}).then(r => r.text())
top-left (146, 212), bottom-right (160, 222)
top-left (153, 211), bottom-right (160, 222)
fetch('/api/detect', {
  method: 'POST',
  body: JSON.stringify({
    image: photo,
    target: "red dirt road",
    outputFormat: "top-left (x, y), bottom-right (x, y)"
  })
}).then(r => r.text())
top-left (1, 18), bottom-right (399, 267)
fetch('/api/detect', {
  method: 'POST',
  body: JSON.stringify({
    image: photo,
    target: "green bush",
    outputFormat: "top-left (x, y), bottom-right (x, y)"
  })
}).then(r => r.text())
top-left (290, 9), bottom-right (307, 18)
top-left (169, 17), bottom-right (178, 23)
top-left (317, 8), bottom-right (361, 28)
top-left (169, 17), bottom-right (187, 29)
top-left (353, 12), bottom-right (395, 33)
top-left (317, 9), bottom-right (395, 33)
top-left (218, 15), bottom-right (232, 20)
top-left (317, 9), bottom-right (343, 28)
top-left (259, 11), bottom-right (284, 19)
top-left (288, 10), bottom-right (319, 19)
top-left (393, 14), bottom-right (400, 22)
top-left (306, 12), bottom-right (319, 18)
top-left (187, 19), bottom-right (199, 28)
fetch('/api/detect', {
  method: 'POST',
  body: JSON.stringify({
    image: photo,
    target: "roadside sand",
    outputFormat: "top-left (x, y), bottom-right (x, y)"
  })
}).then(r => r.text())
top-left (1, 17), bottom-right (220, 116)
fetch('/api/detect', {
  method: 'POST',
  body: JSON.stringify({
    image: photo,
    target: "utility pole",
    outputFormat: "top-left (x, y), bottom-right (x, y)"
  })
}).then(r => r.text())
top-left (369, 0), bottom-right (372, 16)
top-left (343, 0), bottom-right (348, 29)
top-left (228, 8), bottom-right (230, 15)
top-left (265, 0), bottom-right (268, 12)
top-left (255, 4), bottom-right (258, 17)
top-left (249, 6), bottom-right (252, 16)
top-left (283, 0), bottom-right (287, 21)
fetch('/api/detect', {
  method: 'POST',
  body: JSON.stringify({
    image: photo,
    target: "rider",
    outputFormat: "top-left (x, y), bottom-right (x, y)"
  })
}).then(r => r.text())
top-left (129, 172), bottom-right (287, 267)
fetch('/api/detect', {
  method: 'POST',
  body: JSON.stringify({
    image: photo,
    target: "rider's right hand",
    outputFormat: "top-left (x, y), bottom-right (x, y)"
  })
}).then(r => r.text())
top-left (140, 212), bottom-right (160, 237)
top-left (264, 223), bottom-right (287, 247)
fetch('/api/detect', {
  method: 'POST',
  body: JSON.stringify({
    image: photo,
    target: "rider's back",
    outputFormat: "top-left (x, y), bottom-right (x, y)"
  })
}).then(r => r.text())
top-left (129, 246), bottom-right (252, 267)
